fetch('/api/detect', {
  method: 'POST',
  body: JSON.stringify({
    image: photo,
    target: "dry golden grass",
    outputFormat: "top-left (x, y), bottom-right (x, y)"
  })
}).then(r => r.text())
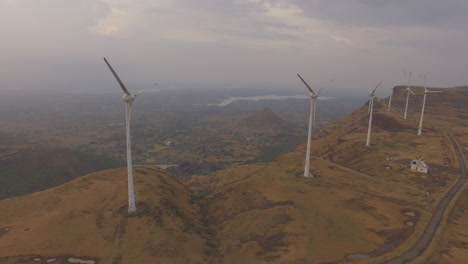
top-left (186, 145), bottom-right (439, 263)
top-left (0, 167), bottom-right (206, 264)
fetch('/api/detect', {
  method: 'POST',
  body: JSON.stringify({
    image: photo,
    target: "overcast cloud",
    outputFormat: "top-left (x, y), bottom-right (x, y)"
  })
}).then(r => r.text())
top-left (0, 0), bottom-right (467, 93)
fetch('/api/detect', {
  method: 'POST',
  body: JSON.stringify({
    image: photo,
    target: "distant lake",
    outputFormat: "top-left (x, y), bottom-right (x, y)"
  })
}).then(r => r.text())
top-left (209, 95), bottom-right (333, 107)
top-left (135, 164), bottom-right (177, 169)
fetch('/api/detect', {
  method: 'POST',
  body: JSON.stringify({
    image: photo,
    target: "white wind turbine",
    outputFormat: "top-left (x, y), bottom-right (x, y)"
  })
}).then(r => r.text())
top-left (104, 57), bottom-right (148, 214)
top-left (366, 81), bottom-right (383, 147)
top-left (297, 74), bottom-right (324, 178)
top-left (403, 72), bottom-right (414, 120)
top-left (418, 75), bottom-right (442, 136)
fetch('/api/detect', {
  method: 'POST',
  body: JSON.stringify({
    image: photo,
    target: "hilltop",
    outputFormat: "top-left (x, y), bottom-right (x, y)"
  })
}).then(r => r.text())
top-left (0, 86), bottom-right (467, 263)
top-left (243, 107), bottom-right (287, 130)
top-left (0, 167), bottom-right (206, 264)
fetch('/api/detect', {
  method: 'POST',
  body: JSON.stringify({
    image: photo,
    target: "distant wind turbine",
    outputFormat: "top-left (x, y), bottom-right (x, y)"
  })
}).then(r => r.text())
top-left (366, 81), bottom-right (383, 147)
top-left (297, 74), bottom-right (325, 178)
top-left (403, 72), bottom-right (414, 120)
top-left (103, 57), bottom-right (149, 214)
top-left (417, 75), bottom-right (442, 136)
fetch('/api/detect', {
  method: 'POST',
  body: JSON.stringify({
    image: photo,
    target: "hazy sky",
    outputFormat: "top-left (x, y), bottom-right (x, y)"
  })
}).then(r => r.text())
top-left (1, 0), bottom-right (467, 93)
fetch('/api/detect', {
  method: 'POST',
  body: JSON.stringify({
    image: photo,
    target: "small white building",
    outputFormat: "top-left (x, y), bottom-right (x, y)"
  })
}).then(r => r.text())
top-left (411, 160), bottom-right (429, 174)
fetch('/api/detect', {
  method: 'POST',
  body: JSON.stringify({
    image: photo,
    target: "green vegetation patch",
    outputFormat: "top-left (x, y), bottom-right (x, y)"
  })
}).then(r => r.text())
top-left (250, 139), bottom-right (302, 164)
top-left (0, 147), bottom-right (124, 200)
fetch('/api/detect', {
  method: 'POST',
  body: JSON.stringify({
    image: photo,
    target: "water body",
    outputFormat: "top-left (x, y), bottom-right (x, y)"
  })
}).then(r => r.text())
top-left (208, 95), bottom-right (333, 107)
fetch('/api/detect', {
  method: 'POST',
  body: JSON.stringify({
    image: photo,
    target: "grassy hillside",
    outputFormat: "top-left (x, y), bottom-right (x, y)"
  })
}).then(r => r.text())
top-left (0, 167), bottom-right (206, 264)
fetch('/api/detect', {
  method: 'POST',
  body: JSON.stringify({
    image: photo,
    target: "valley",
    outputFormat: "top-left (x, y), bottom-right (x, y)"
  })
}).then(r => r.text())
top-left (0, 89), bottom-right (362, 183)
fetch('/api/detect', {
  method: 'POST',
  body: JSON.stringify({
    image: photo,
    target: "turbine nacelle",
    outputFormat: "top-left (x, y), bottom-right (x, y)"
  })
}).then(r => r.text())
top-left (122, 94), bottom-right (136, 102)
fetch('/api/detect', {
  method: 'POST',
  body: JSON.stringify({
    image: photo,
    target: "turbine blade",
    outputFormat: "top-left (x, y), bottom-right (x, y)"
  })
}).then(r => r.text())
top-left (409, 89), bottom-right (415, 95)
top-left (318, 87), bottom-right (324, 95)
top-left (428, 91), bottom-right (443, 93)
top-left (135, 89), bottom-right (147, 96)
top-left (372, 80), bottom-right (383, 93)
top-left (297, 74), bottom-right (315, 94)
top-left (103, 57), bottom-right (131, 95)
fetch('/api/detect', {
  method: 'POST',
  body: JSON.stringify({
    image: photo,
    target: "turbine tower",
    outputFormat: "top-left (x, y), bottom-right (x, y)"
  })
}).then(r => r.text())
top-left (417, 75), bottom-right (442, 136)
top-left (366, 81), bottom-right (383, 147)
top-left (403, 72), bottom-right (414, 120)
top-left (387, 86), bottom-right (394, 112)
top-left (103, 57), bottom-right (147, 214)
top-left (297, 74), bottom-right (323, 178)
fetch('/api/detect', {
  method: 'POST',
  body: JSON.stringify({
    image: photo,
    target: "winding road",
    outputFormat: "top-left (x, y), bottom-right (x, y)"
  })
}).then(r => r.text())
top-left (383, 130), bottom-right (467, 264)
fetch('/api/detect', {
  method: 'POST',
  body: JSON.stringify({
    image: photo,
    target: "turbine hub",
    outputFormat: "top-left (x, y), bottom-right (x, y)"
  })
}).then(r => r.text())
top-left (310, 93), bottom-right (318, 99)
top-left (122, 94), bottom-right (135, 102)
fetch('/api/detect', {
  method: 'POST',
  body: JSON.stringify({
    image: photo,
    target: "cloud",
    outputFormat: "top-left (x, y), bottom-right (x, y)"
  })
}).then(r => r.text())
top-left (89, 0), bottom-right (316, 46)
top-left (1, 0), bottom-right (468, 91)
top-left (285, 0), bottom-right (468, 29)
top-left (91, 5), bottom-right (129, 36)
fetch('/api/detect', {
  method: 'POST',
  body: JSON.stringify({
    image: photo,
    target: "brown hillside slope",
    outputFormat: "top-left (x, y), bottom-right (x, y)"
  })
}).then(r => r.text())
top-left (187, 146), bottom-right (433, 263)
top-left (0, 167), bottom-right (206, 264)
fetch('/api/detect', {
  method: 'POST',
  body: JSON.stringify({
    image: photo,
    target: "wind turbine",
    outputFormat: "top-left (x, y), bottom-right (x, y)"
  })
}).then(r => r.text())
top-left (417, 75), bottom-right (442, 136)
top-left (403, 72), bottom-right (414, 120)
top-left (103, 57), bottom-right (147, 214)
top-left (297, 74), bottom-right (324, 178)
top-left (366, 81), bottom-right (383, 147)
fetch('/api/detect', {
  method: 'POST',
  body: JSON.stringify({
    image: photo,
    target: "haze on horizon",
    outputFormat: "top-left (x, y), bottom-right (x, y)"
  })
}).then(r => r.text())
top-left (1, 0), bottom-right (467, 94)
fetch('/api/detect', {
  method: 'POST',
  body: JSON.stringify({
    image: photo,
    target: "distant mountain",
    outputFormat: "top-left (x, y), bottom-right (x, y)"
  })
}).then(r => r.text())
top-left (243, 107), bottom-right (286, 129)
